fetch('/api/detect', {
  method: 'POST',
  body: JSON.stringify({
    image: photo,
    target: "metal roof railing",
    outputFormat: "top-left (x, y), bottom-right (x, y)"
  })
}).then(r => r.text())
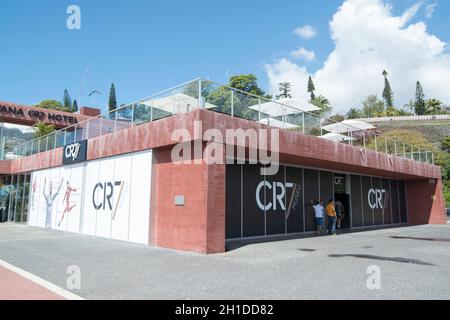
top-left (10, 78), bottom-right (435, 165)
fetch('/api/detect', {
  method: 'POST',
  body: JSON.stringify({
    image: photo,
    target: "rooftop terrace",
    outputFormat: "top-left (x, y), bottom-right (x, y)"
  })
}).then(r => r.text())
top-left (10, 78), bottom-right (435, 165)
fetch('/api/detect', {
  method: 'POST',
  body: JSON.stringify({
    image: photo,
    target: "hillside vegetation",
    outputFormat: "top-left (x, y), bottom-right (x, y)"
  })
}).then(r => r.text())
top-left (375, 120), bottom-right (450, 207)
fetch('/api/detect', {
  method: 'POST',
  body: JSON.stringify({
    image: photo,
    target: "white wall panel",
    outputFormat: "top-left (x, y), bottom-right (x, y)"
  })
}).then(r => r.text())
top-left (111, 155), bottom-right (132, 242)
top-left (82, 160), bottom-right (100, 236)
top-left (94, 157), bottom-right (115, 239)
top-left (64, 163), bottom-right (84, 233)
top-left (128, 150), bottom-right (152, 244)
top-left (29, 150), bottom-right (153, 245)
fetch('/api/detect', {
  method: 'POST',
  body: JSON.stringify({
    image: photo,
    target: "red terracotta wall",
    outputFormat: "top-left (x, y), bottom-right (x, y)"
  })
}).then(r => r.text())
top-left (9, 148), bottom-right (62, 174)
top-left (151, 148), bottom-right (225, 254)
top-left (0, 160), bottom-right (12, 174)
top-left (405, 178), bottom-right (447, 225)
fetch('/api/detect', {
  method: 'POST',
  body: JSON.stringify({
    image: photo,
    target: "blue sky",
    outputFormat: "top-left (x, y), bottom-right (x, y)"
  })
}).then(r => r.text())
top-left (0, 0), bottom-right (449, 113)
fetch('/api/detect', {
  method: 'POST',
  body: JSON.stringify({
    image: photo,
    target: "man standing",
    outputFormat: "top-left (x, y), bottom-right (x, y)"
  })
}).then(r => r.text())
top-left (326, 199), bottom-right (337, 235)
top-left (312, 199), bottom-right (326, 235)
top-left (43, 177), bottom-right (64, 229)
top-left (335, 200), bottom-right (345, 230)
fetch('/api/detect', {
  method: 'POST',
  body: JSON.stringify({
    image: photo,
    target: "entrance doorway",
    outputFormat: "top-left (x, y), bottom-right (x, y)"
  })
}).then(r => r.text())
top-left (333, 173), bottom-right (351, 230)
top-left (334, 193), bottom-right (350, 229)
top-left (0, 174), bottom-right (30, 223)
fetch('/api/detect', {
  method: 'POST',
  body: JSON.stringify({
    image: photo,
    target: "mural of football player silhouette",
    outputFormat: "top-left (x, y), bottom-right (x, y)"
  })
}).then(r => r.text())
top-left (58, 181), bottom-right (78, 227)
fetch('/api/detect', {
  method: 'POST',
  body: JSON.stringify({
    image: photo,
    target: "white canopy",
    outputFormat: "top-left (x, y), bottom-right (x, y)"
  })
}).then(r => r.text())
top-left (141, 93), bottom-right (218, 114)
top-left (320, 132), bottom-right (355, 142)
top-left (320, 119), bottom-right (376, 134)
top-left (259, 118), bottom-right (300, 129)
top-left (249, 97), bottom-right (320, 117)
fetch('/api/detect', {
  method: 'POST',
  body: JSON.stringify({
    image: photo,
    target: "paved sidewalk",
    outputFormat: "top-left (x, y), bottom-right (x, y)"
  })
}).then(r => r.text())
top-left (1, 222), bottom-right (450, 299)
top-left (0, 265), bottom-right (64, 300)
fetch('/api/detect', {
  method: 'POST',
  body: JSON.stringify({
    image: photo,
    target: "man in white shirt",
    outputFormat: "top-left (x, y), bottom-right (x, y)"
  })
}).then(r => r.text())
top-left (312, 199), bottom-right (326, 235)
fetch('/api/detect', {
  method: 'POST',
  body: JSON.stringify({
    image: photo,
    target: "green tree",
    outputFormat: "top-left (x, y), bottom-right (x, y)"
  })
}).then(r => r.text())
top-left (229, 74), bottom-right (271, 99)
top-left (63, 89), bottom-right (72, 110)
top-left (396, 108), bottom-right (413, 116)
top-left (307, 76), bottom-right (316, 100)
top-left (425, 98), bottom-right (443, 115)
top-left (200, 75), bottom-right (268, 120)
top-left (327, 114), bottom-right (345, 124)
top-left (182, 80), bottom-right (213, 99)
top-left (36, 99), bottom-right (71, 112)
top-left (108, 83), bottom-right (117, 118)
top-left (415, 81), bottom-right (426, 115)
top-left (442, 136), bottom-right (450, 152)
top-left (32, 121), bottom-right (56, 138)
top-left (276, 82), bottom-right (292, 99)
top-left (444, 105), bottom-right (450, 114)
top-left (72, 99), bottom-right (78, 113)
top-left (382, 70), bottom-right (393, 109)
top-left (311, 95), bottom-right (332, 116)
top-left (117, 103), bottom-right (132, 120)
top-left (362, 95), bottom-right (385, 117)
top-left (403, 99), bottom-right (415, 114)
top-left (385, 106), bottom-right (398, 116)
top-left (346, 108), bottom-right (363, 119)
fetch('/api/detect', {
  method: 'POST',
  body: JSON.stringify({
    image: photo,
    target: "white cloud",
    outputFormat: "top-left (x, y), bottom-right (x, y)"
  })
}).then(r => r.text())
top-left (400, 2), bottom-right (422, 25)
top-left (425, 2), bottom-right (437, 18)
top-left (290, 47), bottom-right (316, 61)
top-left (293, 25), bottom-right (317, 39)
top-left (265, 0), bottom-right (450, 113)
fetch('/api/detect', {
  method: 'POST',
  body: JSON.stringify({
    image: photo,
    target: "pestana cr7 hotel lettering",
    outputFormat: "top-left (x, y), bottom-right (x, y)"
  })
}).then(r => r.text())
top-left (0, 104), bottom-right (78, 125)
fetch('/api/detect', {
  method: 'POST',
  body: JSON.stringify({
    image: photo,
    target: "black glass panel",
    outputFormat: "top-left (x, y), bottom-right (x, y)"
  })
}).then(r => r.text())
top-left (225, 164), bottom-right (242, 239)
top-left (372, 177), bottom-right (384, 225)
top-left (243, 165), bottom-right (265, 237)
top-left (390, 180), bottom-right (401, 224)
top-left (265, 166), bottom-right (287, 235)
top-left (381, 178), bottom-right (392, 225)
top-left (361, 176), bottom-right (373, 226)
top-left (350, 175), bottom-right (363, 227)
top-left (304, 169), bottom-right (319, 232)
top-left (286, 167), bottom-right (303, 234)
top-left (399, 181), bottom-right (408, 223)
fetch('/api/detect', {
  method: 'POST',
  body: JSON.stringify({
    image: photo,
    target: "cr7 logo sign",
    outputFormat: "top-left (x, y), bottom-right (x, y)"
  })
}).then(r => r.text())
top-left (334, 176), bottom-right (345, 185)
top-left (92, 181), bottom-right (125, 219)
top-left (256, 181), bottom-right (294, 211)
top-left (65, 143), bottom-right (81, 160)
top-left (368, 188), bottom-right (386, 209)
top-left (63, 140), bottom-right (87, 164)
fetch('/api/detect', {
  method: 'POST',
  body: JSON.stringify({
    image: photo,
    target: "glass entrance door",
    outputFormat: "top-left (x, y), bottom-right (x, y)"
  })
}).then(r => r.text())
top-left (3, 174), bottom-right (30, 223)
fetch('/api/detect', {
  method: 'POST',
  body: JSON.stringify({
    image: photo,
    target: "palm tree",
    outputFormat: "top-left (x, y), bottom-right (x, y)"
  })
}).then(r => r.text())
top-left (425, 99), bottom-right (443, 115)
top-left (311, 95), bottom-right (332, 116)
top-left (403, 99), bottom-right (415, 114)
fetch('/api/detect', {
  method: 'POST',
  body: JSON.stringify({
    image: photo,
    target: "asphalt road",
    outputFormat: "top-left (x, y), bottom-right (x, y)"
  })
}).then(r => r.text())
top-left (0, 221), bottom-right (449, 300)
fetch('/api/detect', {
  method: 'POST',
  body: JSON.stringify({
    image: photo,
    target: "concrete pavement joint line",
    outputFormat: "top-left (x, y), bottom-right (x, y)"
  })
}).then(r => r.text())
top-left (0, 259), bottom-right (84, 300)
top-left (0, 235), bottom-right (77, 243)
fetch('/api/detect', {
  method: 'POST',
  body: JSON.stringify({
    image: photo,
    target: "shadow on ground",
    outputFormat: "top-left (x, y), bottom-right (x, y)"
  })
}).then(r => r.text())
top-left (225, 224), bottom-right (408, 252)
top-left (390, 235), bottom-right (450, 242)
top-left (328, 253), bottom-right (436, 266)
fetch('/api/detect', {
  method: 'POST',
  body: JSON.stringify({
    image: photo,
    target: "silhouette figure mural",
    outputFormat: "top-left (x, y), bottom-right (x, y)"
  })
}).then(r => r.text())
top-left (43, 177), bottom-right (64, 228)
top-left (58, 181), bottom-right (78, 227)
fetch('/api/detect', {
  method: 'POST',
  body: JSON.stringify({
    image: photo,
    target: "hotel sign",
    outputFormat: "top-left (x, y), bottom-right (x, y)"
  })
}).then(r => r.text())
top-left (0, 104), bottom-right (79, 125)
